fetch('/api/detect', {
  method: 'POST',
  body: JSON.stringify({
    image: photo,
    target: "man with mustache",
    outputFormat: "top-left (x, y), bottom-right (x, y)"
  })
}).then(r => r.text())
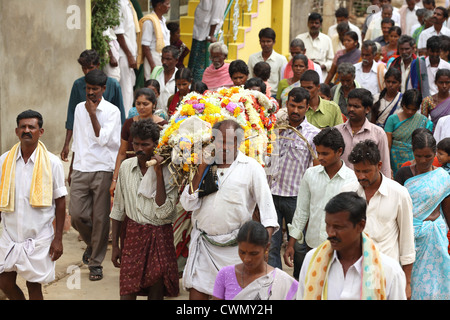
top-left (334, 88), bottom-right (391, 177)
top-left (417, 6), bottom-right (450, 56)
top-left (0, 110), bottom-right (67, 300)
top-left (149, 45), bottom-right (179, 116)
top-left (284, 127), bottom-right (357, 277)
top-left (340, 140), bottom-right (415, 299)
top-left (110, 119), bottom-right (179, 300)
top-left (69, 69), bottom-right (121, 281)
top-left (297, 191), bottom-right (407, 300)
top-left (266, 87), bottom-right (320, 279)
top-left (354, 40), bottom-right (386, 97)
top-left (296, 12), bottom-right (334, 80)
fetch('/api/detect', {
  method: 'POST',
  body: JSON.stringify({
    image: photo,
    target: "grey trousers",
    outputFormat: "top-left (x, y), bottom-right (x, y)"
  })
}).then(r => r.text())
top-left (69, 170), bottom-right (113, 268)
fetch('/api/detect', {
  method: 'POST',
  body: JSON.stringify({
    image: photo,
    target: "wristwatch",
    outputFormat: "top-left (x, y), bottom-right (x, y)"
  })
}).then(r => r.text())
top-left (206, 36), bottom-right (212, 41)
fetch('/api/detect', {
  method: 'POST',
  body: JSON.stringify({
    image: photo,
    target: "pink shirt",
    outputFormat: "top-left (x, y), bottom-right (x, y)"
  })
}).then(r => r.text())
top-left (335, 119), bottom-right (391, 177)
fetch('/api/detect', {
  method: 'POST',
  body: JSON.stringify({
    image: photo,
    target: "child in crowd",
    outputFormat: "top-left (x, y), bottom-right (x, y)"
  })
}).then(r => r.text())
top-left (244, 77), bottom-right (267, 94)
top-left (191, 81), bottom-right (208, 94)
top-left (437, 137), bottom-right (450, 174)
top-left (229, 59), bottom-right (249, 87)
top-left (253, 61), bottom-right (272, 96)
top-left (166, 22), bottom-right (190, 69)
top-left (319, 83), bottom-right (331, 100)
top-left (167, 68), bottom-right (193, 116)
top-left (382, 26), bottom-right (402, 64)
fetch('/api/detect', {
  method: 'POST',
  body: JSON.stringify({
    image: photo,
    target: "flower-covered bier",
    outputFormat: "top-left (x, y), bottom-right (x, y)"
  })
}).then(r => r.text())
top-left (155, 86), bottom-right (279, 184)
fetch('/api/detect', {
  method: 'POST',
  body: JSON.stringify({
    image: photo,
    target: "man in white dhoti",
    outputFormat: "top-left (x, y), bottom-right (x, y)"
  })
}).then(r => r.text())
top-left (0, 110), bottom-right (67, 300)
top-left (180, 119), bottom-right (279, 300)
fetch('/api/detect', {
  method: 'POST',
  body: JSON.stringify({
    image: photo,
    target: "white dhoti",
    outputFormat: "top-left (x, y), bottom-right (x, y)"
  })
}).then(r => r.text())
top-left (118, 55), bottom-right (137, 116)
top-left (182, 226), bottom-right (241, 296)
top-left (0, 227), bottom-right (55, 284)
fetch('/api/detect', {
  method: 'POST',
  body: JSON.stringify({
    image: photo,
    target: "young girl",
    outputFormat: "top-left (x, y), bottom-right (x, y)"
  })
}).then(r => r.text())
top-left (128, 79), bottom-right (161, 118)
top-left (166, 22), bottom-right (190, 69)
top-left (385, 89), bottom-right (434, 175)
top-left (437, 137), bottom-right (450, 174)
top-left (371, 68), bottom-right (402, 128)
top-left (253, 61), bottom-right (272, 96)
top-left (381, 26), bottom-right (401, 64)
top-left (421, 69), bottom-right (450, 129)
top-left (325, 31), bottom-right (361, 85)
top-left (167, 68), bottom-right (193, 116)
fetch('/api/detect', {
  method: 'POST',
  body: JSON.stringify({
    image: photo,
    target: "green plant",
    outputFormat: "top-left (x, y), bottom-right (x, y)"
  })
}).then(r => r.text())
top-left (91, 0), bottom-right (121, 68)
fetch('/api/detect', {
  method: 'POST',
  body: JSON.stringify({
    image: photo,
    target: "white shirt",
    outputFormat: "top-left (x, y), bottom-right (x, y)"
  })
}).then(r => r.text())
top-left (366, 17), bottom-right (400, 40)
top-left (404, 6), bottom-right (419, 36)
top-left (154, 67), bottom-right (178, 114)
top-left (327, 21), bottom-right (362, 44)
top-left (418, 25), bottom-right (450, 49)
top-left (295, 32), bottom-right (334, 78)
top-left (248, 50), bottom-right (288, 96)
top-left (180, 151), bottom-right (279, 236)
top-left (71, 98), bottom-right (121, 172)
top-left (425, 57), bottom-right (450, 95)
top-left (288, 161), bottom-right (357, 248)
top-left (192, 0), bottom-right (227, 41)
top-left (298, 249), bottom-right (407, 300)
top-left (370, 8), bottom-right (401, 25)
top-left (434, 115), bottom-right (450, 142)
top-left (341, 175), bottom-right (416, 266)
top-left (354, 61), bottom-right (385, 97)
top-left (0, 148), bottom-right (67, 242)
top-left (114, 0), bottom-right (138, 57)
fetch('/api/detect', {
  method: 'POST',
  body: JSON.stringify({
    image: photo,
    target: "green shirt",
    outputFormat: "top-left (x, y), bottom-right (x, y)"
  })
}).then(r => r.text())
top-left (306, 97), bottom-right (344, 129)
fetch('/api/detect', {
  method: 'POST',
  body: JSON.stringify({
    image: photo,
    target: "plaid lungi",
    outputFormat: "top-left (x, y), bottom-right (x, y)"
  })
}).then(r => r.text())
top-left (120, 218), bottom-right (179, 297)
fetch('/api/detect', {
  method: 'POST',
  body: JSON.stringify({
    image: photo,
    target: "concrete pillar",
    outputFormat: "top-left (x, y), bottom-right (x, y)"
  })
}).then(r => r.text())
top-left (322, 0), bottom-right (335, 36)
top-left (290, 0), bottom-right (312, 40)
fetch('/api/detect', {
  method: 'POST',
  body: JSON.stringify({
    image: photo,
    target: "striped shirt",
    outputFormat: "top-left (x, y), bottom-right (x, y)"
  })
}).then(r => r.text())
top-left (268, 118), bottom-right (320, 197)
top-left (110, 157), bottom-right (178, 226)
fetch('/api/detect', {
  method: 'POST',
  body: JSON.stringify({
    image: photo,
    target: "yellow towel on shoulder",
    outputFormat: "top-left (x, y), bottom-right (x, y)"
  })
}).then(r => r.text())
top-left (137, 12), bottom-right (165, 68)
top-left (0, 141), bottom-right (53, 212)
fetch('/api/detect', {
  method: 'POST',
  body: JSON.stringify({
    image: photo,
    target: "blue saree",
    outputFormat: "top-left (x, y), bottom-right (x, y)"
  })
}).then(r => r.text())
top-left (404, 168), bottom-right (450, 300)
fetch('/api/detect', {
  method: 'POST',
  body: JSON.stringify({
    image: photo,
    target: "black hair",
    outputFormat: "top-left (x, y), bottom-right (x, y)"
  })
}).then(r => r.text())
top-left (325, 192), bottom-right (367, 226)
top-left (347, 88), bottom-right (373, 109)
top-left (388, 25), bottom-right (402, 37)
top-left (78, 49), bottom-right (100, 67)
top-left (427, 35), bottom-right (441, 52)
top-left (258, 27), bottom-right (276, 41)
top-left (300, 69), bottom-right (320, 86)
top-left (319, 83), bottom-right (331, 98)
top-left (401, 89), bottom-right (422, 110)
top-left (151, 0), bottom-right (166, 9)
top-left (229, 59), bottom-right (249, 77)
top-left (244, 77), bottom-right (266, 94)
top-left (292, 54), bottom-right (309, 67)
top-left (397, 34), bottom-right (415, 49)
top-left (435, 68), bottom-right (450, 83)
top-left (17, 109), bottom-right (43, 128)
top-left (313, 127), bottom-right (345, 153)
top-left (380, 17), bottom-right (395, 27)
top-left (437, 137), bottom-right (450, 154)
top-left (191, 81), bottom-right (208, 94)
top-left (166, 22), bottom-right (179, 34)
top-left (134, 87), bottom-right (157, 105)
top-left (237, 220), bottom-right (269, 247)
top-left (288, 87), bottom-right (310, 104)
top-left (130, 118), bottom-right (160, 143)
top-left (144, 79), bottom-right (161, 94)
top-left (308, 12), bottom-right (323, 23)
top-left (371, 67), bottom-right (402, 123)
top-left (85, 69), bottom-right (107, 87)
top-left (345, 31), bottom-right (360, 49)
top-left (348, 139), bottom-right (381, 165)
top-left (411, 128), bottom-right (436, 152)
top-left (175, 67), bottom-right (193, 82)
top-left (253, 61), bottom-right (271, 81)
top-left (435, 6), bottom-right (449, 19)
top-left (335, 7), bottom-right (349, 18)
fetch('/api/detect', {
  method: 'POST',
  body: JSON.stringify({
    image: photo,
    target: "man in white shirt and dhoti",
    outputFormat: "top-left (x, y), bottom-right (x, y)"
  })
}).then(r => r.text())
top-left (180, 119), bottom-right (279, 300)
top-left (0, 110), bottom-right (67, 300)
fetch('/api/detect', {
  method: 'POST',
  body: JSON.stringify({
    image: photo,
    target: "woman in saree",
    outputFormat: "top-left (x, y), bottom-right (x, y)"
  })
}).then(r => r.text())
top-left (394, 129), bottom-right (450, 300)
top-left (371, 68), bottom-right (403, 128)
top-left (385, 89), bottom-right (433, 176)
top-left (276, 54), bottom-right (308, 108)
top-left (421, 69), bottom-right (450, 130)
top-left (212, 220), bottom-right (298, 300)
top-left (324, 31), bottom-right (361, 85)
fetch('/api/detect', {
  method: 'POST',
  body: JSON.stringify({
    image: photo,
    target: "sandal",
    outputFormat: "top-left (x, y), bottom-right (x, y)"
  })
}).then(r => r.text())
top-left (89, 266), bottom-right (103, 281)
top-left (82, 247), bottom-right (92, 265)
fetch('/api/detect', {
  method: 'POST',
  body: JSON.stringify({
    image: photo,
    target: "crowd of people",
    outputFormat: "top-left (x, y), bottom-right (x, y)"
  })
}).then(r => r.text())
top-left (0, 0), bottom-right (449, 301)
